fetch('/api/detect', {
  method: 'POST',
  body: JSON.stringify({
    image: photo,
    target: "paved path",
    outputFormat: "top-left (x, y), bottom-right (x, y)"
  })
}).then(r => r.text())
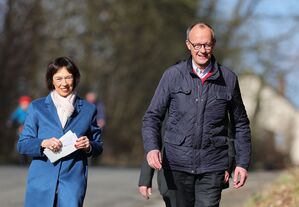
top-left (0, 166), bottom-right (280, 207)
top-left (0, 166), bottom-right (163, 207)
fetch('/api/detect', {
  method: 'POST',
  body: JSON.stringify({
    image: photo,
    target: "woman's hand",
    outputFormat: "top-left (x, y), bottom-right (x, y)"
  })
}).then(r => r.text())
top-left (41, 138), bottom-right (62, 152)
top-left (75, 136), bottom-right (91, 152)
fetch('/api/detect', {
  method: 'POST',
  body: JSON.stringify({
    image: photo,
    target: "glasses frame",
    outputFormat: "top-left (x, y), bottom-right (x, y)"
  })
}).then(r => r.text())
top-left (53, 75), bottom-right (74, 84)
top-left (187, 39), bottom-right (214, 51)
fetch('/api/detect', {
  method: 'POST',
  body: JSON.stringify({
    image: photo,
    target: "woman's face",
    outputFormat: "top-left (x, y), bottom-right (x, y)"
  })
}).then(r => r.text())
top-left (52, 67), bottom-right (74, 97)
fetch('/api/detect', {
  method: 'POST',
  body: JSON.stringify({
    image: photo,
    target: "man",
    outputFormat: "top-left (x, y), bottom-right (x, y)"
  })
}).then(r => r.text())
top-left (85, 91), bottom-right (106, 129)
top-left (138, 128), bottom-right (235, 207)
top-left (142, 22), bottom-right (251, 207)
top-left (138, 122), bottom-right (235, 207)
top-left (85, 91), bottom-right (106, 165)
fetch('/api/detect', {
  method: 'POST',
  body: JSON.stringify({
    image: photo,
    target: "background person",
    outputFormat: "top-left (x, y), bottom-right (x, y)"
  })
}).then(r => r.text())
top-left (142, 22), bottom-right (251, 207)
top-left (85, 91), bottom-right (106, 129)
top-left (7, 95), bottom-right (32, 164)
top-left (17, 57), bottom-right (103, 207)
top-left (7, 95), bottom-right (32, 134)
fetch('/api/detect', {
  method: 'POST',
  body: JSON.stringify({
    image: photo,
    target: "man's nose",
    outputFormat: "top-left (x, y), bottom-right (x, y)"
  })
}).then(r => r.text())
top-left (199, 45), bottom-right (207, 52)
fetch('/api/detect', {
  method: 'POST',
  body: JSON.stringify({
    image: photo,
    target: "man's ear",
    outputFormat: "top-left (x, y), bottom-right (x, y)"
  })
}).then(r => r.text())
top-left (185, 40), bottom-right (191, 50)
top-left (212, 39), bottom-right (216, 47)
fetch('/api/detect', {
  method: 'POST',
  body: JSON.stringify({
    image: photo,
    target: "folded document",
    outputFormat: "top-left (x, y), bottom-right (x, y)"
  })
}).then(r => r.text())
top-left (44, 130), bottom-right (78, 163)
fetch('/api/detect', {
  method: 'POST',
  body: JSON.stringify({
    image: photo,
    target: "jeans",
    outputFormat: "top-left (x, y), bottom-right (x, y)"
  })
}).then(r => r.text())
top-left (162, 170), bottom-right (225, 207)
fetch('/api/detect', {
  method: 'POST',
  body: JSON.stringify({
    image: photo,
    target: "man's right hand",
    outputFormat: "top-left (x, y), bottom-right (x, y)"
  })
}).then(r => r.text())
top-left (138, 186), bottom-right (152, 200)
top-left (146, 149), bottom-right (162, 170)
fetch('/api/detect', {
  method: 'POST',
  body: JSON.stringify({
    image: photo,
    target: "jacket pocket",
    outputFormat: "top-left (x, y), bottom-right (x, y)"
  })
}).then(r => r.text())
top-left (169, 86), bottom-right (192, 118)
top-left (216, 92), bottom-right (232, 101)
top-left (171, 83), bottom-right (191, 95)
top-left (164, 131), bottom-right (186, 146)
top-left (210, 136), bottom-right (228, 148)
top-left (207, 91), bottom-right (231, 106)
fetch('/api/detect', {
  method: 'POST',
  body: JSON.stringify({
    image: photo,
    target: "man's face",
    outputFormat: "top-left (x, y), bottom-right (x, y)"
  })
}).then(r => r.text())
top-left (86, 93), bottom-right (96, 103)
top-left (186, 26), bottom-right (215, 69)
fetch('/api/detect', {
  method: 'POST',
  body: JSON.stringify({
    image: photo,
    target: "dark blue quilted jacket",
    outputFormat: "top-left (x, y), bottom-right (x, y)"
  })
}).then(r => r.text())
top-left (142, 56), bottom-right (251, 174)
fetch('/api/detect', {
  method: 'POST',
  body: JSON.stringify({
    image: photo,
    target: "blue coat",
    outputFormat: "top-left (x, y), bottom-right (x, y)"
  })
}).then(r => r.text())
top-left (17, 94), bottom-right (103, 207)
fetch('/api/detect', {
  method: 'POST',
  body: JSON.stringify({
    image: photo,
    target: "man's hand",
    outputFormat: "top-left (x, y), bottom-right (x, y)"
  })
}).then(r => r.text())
top-left (233, 166), bottom-right (248, 189)
top-left (146, 150), bottom-right (162, 170)
top-left (224, 170), bottom-right (230, 183)
top-left (138, 186), bottom-right (152, 200)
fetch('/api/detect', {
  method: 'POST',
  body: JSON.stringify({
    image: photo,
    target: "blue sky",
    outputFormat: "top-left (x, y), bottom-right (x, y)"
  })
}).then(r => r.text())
top-left (220, 0), bottom-right (299, 107)
top-left (256, 0), bottom-right (299, 107)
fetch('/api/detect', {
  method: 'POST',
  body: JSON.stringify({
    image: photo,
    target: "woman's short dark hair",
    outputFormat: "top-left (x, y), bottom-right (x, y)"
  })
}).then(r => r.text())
top-left (46, 57), bottom-right (81, 91)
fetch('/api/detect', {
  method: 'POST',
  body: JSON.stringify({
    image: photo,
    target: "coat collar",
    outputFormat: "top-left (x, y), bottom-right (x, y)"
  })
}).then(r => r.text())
top-left (45, 93), bottom-right (83, 110)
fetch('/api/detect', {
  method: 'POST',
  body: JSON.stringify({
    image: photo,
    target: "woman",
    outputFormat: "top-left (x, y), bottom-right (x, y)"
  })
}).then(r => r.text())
top-left (17, 57), bottom-right (103, 207)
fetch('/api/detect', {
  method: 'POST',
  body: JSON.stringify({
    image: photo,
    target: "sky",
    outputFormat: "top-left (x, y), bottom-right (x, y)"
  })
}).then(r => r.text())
top-left (221, 0), bottom-right (299, 107)
top-left (256, 0), bottom-right (299, 107)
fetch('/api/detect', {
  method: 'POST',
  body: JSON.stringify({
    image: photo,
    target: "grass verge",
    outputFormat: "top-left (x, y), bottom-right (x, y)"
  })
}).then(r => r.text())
top-left (245, 167), bottom-right (299, 207)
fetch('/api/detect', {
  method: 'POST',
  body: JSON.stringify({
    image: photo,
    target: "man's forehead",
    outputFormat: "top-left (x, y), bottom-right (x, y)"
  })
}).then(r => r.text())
top-left (190, 25), bottom-right (211, 34)
top-left (189, 27), bottom-right (213, 40)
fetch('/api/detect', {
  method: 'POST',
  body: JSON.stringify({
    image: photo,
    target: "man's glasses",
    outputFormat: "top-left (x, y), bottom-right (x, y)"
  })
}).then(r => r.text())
top-left (53, 75), bottom-right (73, 83)
top-left (188, 39), bottom-right (214, 51)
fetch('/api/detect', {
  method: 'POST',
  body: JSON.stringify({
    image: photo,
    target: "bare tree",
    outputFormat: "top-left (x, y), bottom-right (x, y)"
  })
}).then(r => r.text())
top-left (0, 0), bottom-right (45, 159)
top-left (1, 0), bottom-right (299, 165)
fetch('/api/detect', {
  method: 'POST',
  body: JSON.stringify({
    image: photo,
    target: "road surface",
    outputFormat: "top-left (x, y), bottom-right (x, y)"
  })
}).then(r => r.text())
top-left (0, 166), bottom-right (163, 207)
top-left (0, 166), bottom-right (280, 207)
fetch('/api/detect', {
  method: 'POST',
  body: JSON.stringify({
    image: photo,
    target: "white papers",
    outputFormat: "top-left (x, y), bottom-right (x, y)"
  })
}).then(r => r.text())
top-left (44, 130), bottom-right (78, 163)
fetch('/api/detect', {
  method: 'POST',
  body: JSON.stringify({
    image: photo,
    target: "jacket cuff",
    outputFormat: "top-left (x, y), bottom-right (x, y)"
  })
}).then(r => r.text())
top-left (236, 163), bottom-right (249, 170)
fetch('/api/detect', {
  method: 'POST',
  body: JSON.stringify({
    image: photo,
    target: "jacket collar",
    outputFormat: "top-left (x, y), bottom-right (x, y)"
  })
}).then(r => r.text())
top-left (186, 55), bottom-right (220, 81)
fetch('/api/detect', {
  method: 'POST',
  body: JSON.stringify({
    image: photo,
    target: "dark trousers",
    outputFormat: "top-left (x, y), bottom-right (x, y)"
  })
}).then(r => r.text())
top-left (162, 170), bottom-right (225, 207)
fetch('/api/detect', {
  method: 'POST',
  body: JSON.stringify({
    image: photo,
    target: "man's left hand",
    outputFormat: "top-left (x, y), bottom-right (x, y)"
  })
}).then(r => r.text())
top-left (233, 166), bottom-right (248, 189)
